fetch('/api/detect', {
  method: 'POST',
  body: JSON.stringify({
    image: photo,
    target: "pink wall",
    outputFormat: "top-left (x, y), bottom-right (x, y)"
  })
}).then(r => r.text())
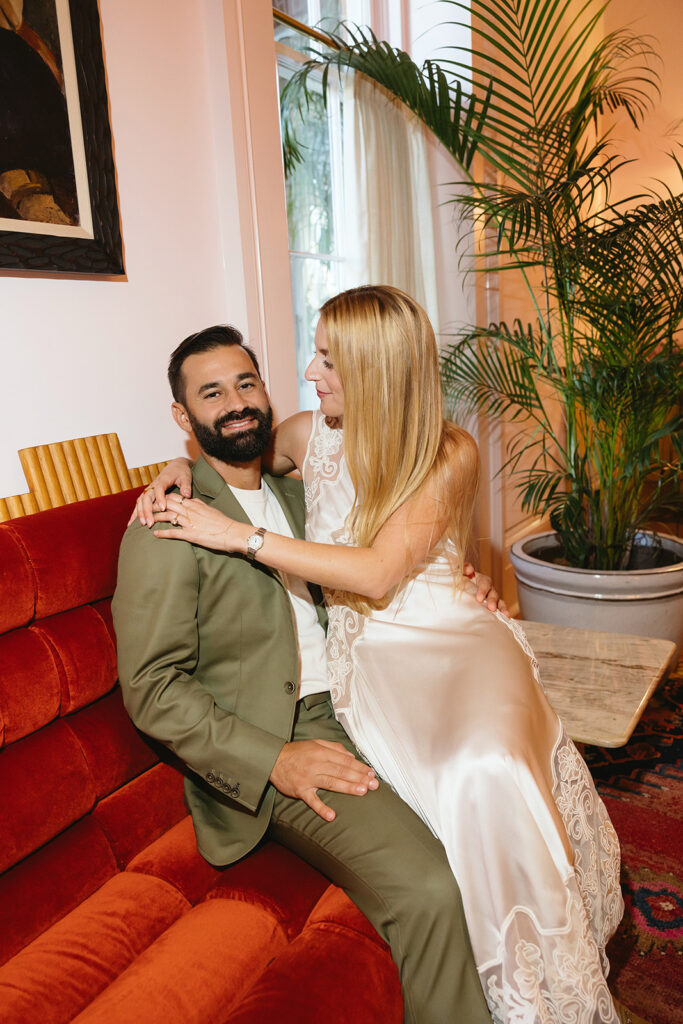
top-left (603, 0), bottom-right (683, 203)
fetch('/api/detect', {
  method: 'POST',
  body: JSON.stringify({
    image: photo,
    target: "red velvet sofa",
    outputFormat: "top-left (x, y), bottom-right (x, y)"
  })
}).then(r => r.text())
top-left (0, 489), bottom-right (403, 1024)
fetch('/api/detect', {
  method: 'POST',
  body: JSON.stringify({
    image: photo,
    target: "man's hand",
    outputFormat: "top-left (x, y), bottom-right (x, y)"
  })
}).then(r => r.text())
top-left (463, 562), bottom-right (510, 616)
top-left (270, 739), bottom-right (378, 822)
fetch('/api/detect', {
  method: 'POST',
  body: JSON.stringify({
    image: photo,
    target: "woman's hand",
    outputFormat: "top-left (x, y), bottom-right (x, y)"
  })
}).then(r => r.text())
top-left (152, 494), bottom-right (250, 553)
top-left (463, 563), bottom-right (509, 617)
top-left (129, 458), bottom-right (194, 528)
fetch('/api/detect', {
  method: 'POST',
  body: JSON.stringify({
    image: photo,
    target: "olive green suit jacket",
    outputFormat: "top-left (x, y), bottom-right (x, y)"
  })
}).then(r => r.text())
top-left (112, 456), bottom-right (326, 866)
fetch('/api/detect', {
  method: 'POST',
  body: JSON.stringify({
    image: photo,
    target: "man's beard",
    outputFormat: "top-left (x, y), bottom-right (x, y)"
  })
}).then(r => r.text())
top-left (188, 406), bottom-right (273, 463)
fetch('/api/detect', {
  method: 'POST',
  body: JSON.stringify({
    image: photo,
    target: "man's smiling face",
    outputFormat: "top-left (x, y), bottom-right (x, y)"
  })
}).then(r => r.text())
top-left (172, 344), bottom-right (273, 463)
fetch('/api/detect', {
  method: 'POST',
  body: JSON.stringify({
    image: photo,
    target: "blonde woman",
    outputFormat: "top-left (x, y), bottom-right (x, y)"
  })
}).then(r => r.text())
top-left (143, 286), bottom-right (624, 1023)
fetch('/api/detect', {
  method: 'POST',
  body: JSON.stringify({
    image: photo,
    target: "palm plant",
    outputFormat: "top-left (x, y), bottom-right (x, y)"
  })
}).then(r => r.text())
top-left (281, 0), bottom-right (682, 570)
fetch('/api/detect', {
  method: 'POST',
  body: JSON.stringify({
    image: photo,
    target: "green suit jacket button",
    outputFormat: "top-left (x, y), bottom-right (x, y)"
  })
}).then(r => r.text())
top-left (284, 681), bottom-right (296, 694)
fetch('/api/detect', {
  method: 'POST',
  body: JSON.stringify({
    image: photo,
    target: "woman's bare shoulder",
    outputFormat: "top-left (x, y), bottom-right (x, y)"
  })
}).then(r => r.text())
top-left (276, 410), bottom-right (314, 450)
top-left (271, 410), bottom-right (314, 472)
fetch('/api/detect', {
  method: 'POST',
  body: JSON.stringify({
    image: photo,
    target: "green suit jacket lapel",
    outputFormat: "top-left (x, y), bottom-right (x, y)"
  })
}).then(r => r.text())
top-left (263, 473), bottom-right (305, 539)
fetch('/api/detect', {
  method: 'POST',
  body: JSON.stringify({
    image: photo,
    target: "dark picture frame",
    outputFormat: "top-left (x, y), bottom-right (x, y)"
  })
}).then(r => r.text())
top-left (0, 0), bottom-right (124, 275)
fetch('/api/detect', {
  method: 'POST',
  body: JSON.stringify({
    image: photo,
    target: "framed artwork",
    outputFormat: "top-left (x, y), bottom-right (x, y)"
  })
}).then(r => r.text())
top-left (0, 0), bottom-right (124, 274)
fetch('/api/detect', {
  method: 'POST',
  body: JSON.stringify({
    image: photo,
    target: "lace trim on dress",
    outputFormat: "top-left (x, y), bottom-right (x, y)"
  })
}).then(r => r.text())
top-left (553, 731), bottom-right (624, 962)
top-left (494, 612), bottom-right (543, 688)
top-left (303, 412), bottom-right (344, 516)
top-left (325, 600), bottom-right (364, 717)
top-left (482, 886), bottom-right (619, 1024)
top-left (480, 729), bottom-right (623, 1024)
top-left (303, 413), bottom-right (365, 717)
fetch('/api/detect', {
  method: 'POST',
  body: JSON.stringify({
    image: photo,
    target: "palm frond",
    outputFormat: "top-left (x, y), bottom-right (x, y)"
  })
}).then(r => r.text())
top-left (440, 321), bottom-right (552, 423)
top-left (280, 24), bottom-right (492, 174)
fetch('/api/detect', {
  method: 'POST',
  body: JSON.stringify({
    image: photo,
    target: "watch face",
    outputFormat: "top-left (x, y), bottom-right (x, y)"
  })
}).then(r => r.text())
top-left (247, 530), bottom-right (265, 558)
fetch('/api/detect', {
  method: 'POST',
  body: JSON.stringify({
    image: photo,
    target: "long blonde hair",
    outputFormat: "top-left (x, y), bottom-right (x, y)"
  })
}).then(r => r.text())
top-left (319, 285), bottom-right (479, 611)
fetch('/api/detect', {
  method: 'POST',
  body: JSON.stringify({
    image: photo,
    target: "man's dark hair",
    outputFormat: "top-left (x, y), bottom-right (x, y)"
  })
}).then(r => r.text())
top-left (168, 325), bottom-right (262, 404)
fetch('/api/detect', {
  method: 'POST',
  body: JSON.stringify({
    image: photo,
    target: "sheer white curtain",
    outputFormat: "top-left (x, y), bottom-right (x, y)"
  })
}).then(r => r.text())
top-left (341, 71), bottom-right (439, 327)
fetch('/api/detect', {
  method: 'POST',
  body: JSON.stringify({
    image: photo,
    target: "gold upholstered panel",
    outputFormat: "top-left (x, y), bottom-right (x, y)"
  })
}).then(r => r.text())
top-left (0, 434), bottom-right (167, 523)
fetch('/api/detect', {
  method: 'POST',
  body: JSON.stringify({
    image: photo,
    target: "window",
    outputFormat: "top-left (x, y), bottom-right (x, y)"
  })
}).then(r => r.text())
top-left (276, 42), bottom-right (345, 409)
top-left (274, 3), bottom-right (368, 409)
top-left (274, 1), bottom-right (344, 35)
top-left (273, 3), bottom-right (444, 409)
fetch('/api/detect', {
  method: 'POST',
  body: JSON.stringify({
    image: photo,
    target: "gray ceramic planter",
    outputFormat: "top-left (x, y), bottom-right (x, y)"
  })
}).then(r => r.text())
top-left (510, 530), bottom-right (683, 655)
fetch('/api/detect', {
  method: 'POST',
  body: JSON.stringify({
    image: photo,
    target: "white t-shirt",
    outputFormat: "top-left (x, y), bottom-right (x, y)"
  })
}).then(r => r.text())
top-left (227, 481), bottom-right (328, 700)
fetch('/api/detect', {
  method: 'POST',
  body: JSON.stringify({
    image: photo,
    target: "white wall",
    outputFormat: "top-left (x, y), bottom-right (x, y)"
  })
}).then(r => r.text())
top-left (0, 0), bottom-right (249, 497)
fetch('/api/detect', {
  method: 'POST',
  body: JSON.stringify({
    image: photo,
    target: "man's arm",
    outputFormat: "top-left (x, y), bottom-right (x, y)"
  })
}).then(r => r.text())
top-left (113, 521), bottom-right (284, 811)
top-left (112, 522), bottom-right (375, 819)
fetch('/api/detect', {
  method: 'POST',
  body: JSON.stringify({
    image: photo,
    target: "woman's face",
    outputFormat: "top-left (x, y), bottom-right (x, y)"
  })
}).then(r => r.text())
top-left (305, 320), bottom-right (345, 419)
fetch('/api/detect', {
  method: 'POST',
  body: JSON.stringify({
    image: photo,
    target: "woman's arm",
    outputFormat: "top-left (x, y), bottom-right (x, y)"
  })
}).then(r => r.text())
top-left (131, 411), bottom-right (314, 526)
top-left (261, 487), bottom-right (450, 599)
top-left (153, 441), bottom-right (471, 600)
top-left (263, 411), bottom-right (313, 476)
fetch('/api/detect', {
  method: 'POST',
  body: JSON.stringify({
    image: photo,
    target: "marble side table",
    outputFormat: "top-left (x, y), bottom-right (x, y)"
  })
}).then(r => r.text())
top-left (520, 620), bottom-right (677, 747)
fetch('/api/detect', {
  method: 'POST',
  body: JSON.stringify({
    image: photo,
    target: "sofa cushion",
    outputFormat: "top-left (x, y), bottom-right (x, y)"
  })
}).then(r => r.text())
top-left (0, 608), bottom-right (119, 750)
top-left (0, 720), bottom-right (96, 872)
top-left (70, 899), bottom-right (290, 1024)
top-left (34, 605), bottom-right (118, 714)
top-left (4, 490), bottom-right (137, 619)
top-left (0, 818), bottom-right (117, 965)
top-left (0, 627), bottom-right (61, 747)
top-left (205, 841), bottom-right (329, 942)
top-left (126, 815), bottom-right (222, 906)
top-left (0, 871), bottom-right (191, 1024)
top-left (92, 597), bottom-right (115, 643)
top-left (92, 761), bottom-right (187, 868)
top-left (224, 886), bottom-right (403, 1024)
top-left (67, 689), bottom-right (157, 800)
top-left (0, 528), bottom-right (34, 633)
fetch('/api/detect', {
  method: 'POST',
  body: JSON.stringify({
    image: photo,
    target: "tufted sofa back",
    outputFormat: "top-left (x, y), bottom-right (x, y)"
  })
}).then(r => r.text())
top-left (0, 488), bottom-right (187, 964)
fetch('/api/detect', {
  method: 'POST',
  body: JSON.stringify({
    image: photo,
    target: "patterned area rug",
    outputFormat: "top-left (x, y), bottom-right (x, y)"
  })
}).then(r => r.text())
top-left (584, 660), bottom-right (683, 1024)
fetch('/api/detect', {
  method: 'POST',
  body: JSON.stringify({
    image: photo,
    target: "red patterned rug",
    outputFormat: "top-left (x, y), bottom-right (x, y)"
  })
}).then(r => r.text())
top-left (584, 661), bottom-right (683, 1024)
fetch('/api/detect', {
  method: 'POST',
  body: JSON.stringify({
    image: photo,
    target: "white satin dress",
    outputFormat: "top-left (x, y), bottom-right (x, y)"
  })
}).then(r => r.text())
top-left (303, 411), bottom-right (624, 1024)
